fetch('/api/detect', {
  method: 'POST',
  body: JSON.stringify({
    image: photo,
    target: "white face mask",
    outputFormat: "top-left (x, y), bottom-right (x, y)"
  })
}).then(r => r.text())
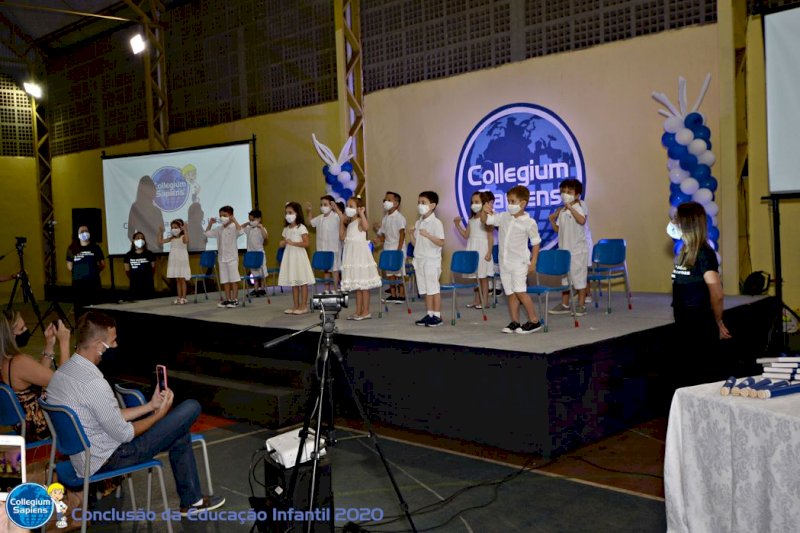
top-left (220, 216), bottom-right (230, 225)
top-left (383, 200), bottom-right (394, 211)
top-left (344, 207), bottom-right (358, 218)
top-left (171, 228), bottom-right (181, 237)
top-left (78, 232), bottom-right (90, 242)
top-left (251, 218), bottom-right (260, 225)
top-left (134, 239), bottom-right (145, 249)
top-left (666, 221), bottom-right (683, 240)
top-left (506, 204), bottom-right (522, 215)
top-left (470, 203), bottom-right (482, 214)
top-left (320, 205), bottom-right (332, 215)
top-left (285, 213), bottom-right (296, 224)
top-left (417, 204), bottom-right (430, 216)
top-left (561, 193), bottom-right (575, 204)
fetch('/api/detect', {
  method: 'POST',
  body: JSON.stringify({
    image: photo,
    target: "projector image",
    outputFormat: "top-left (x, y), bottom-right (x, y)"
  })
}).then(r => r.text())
top-left (266, 429), bottom-right (326, 468)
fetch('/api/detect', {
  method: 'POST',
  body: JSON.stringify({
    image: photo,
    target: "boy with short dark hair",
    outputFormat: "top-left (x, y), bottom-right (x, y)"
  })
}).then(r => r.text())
top-left (205, 205), bottom-right (243, 307)
top-left (374, 191), bottom-right (407, 302)
top-left (408, 191), bottom-right (445, 327)
top-left (243, 208), bottom-right (268, 296)
top-left (548, 179), bottom-right (591, 316)
top-left (305, 195), bottom-right (342, 287)
top-left (482, 185), bottom-right (543, 334)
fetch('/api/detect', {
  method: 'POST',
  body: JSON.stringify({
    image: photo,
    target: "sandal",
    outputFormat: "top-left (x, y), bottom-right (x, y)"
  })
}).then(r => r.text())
top-left (284, 309), bottom-right (295, 314)
top-left (292, 308), bottom-right (309, 315)
top-left (172, 299), bottom-right (180, 305)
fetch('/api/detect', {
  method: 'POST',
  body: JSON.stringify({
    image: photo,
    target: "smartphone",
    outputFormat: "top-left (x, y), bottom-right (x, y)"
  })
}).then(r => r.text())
top-left (0, 435), bottom-right (26, 502)
top-left (156, 364), bottom-right (168, 391)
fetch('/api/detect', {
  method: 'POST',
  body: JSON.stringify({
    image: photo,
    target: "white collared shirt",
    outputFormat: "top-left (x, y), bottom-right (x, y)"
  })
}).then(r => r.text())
top-left (486, 212), bottom-right (541, 267)
top-left (413, 213), bottom-right (444, 260)
top-left (310, 212), bottom-right (341, 252)
top-left (378, 210), bottom-right (407, 251)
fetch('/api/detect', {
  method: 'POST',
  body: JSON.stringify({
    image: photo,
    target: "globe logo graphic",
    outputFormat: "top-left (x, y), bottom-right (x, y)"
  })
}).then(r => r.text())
top-left (152, 166), bottom-right (189, 212)
top-left (455, 103), bottom-right (585, 250)
top-left (6, 483), bottom-right (54, 528)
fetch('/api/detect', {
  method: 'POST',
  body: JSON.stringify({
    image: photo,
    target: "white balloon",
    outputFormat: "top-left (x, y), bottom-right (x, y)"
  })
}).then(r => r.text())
top-left (667, 159), bottom-right (681, 170)
top-left (710, 214), bottom-right (717, 226)
top-left (337, 171), bottom-right (351, 185)
top-left (692, 188), bottom-right (713, 204)
top-left (669, 168), bottom-right (689, 184)
top-left (669, 206), bottom-right (678, 220)
top-left (698, 150), bottom-right (716, 166)
top-left (345, 179), bottom-right (356, 192)
top-left (704, 201), bottom-right (719, 216)
top-left (663, 116), bottom-right (683, 133)
top-left (716, 251), bottom-right (722, 265)
top-left (680, 177), bottom-right (700, 195)
top-left (675, 128), bottom-right (694, 146)
top-left (688, 139), bottom-right (708, 156)
top-left (329, 163), bottom-right (342, 175)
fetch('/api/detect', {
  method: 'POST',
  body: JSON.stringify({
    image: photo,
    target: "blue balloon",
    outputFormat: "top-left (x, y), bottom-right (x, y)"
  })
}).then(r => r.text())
top-left (341, 161), bottom-right (353, 172)
top-left (694, 126), bottom-right (711, 141)
top-left (704, 176), bottom-right (718, 192)
top-left (670, 182), bottom-right (681, 194)
top-left (662, 132), bottom-right (677, 148)
top-left (670, 192), bottom-right (691, 206)
top-left (708, 226), bottom-right (720, 241)
top-left (342, 189), bottom-right (353, 201)
top-left (679, 154), bottom-right (698, 172)
top-left (691, 164), bottom-right (711, 180)
top-left (673, 240), bottom-right (684, 255)
top-left (684, 112), bottom-right (704, 130)
top-left (668, 144), bottom-right (688, 160)
top-left (705, 140), bottom-right (712, 150)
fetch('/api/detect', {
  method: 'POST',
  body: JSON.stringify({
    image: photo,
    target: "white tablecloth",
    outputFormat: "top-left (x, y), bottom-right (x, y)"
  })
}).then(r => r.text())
top-left (665, 382), bottom-right (800, 532)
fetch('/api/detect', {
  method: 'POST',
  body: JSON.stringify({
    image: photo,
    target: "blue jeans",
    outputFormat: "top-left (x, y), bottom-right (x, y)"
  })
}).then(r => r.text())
top-left (97, 399), bottom-right (202, 508)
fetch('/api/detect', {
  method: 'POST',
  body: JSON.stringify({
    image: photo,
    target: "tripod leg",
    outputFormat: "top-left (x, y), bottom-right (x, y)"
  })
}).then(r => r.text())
top-left (5, 278), bottom-right (20, 311)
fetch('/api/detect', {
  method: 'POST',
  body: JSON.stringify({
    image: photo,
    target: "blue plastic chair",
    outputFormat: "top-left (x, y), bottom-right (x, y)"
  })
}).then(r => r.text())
top-left (0, 383), bottom-right (52, 451)
top-left (490, 244), bottom-right (500, 308)
top-left (376, 250), bottom-right (411, 318)
top-left (39, 399), bottom-right (173, 533)
top-left (266, 247), bottom-right (285, 296)
top-left (587, 239), bottom-right (631, 313)
top-left (405, 242), bottom-right (417, 302)
top-left (190, 250), bottom-right (219, 303)
top-left (440, 251), bottom-right (487, 326)
top-left (311, 251), bottom-right (336, 291)
top-left (114, 384), bottom-right (213, 502)
top-left (240, 251), bottom-right (267, 306)
top-left (526, 249), bottom-right (578, 332)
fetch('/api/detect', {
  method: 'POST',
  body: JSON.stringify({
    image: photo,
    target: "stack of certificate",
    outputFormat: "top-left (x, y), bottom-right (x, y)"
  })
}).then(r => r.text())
top-left (756, 354), bottom-right (800, 382)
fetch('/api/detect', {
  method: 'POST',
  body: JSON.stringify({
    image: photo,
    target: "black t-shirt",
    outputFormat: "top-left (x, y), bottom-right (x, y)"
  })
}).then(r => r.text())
top-left (67, 243), bottom-right (105, 281)
top-left (124, 249), bottom-right (156, 295)
top-left (671, 245), bottom-right (718, 308)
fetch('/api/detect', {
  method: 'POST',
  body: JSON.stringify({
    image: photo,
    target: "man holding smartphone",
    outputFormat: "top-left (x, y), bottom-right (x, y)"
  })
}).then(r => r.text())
top-left (46, 311), bottom-right (224, 515)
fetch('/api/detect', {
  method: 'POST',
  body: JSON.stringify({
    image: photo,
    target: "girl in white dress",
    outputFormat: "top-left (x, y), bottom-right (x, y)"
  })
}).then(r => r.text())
top-left (159, 219), bottom-right (191, 304)
top-left (278, 202), bottom-right (315, 314)
top-left (453, 191), bottom-right (495, 309)
top-left (336, 196), bottom-right (381, 320)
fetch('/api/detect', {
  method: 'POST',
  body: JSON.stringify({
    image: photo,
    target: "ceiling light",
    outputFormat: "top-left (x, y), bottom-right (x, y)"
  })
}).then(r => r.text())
top-left (23, 82), bottom-right (42, 99)
top-left (130, 34), bottom-right (146, 55)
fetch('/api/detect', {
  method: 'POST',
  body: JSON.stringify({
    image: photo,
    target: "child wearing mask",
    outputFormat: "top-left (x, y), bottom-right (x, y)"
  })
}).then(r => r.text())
top-left (278, 202), bottom-right (315, 314)
top-left (306, 195), bottom-right (342, 288)
top-left (124, 231), bottom-right (157, 300)
top-left (160, 219), bottom-right (190, 304)
top-left (205, 206), bottom-right (244, 308)
top-left (373, 191), bottom-right (407, 303)
top-left (243, 209), bottom-right (268, 296)
top-left (548, 179), bottom-right (591, 316)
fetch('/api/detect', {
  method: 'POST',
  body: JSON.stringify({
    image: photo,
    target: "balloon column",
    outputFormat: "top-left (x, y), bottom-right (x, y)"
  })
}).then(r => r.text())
top-left (652, 74), bottom-right (720, 260)
top-left (312, 134), bottom-right (357, 203)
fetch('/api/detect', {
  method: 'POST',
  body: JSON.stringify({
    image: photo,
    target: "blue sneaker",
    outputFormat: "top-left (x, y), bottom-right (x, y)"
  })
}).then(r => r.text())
top-left (415, 315), bottom-right (432, 326)
top-left (426, 316), bottom-right (443, 327)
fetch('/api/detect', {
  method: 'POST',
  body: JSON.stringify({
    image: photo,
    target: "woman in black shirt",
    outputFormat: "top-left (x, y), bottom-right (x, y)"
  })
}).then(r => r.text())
top-left (66, 225), bottom-right (105, 317)
top-left (124, 231), bottom-right (157, 300)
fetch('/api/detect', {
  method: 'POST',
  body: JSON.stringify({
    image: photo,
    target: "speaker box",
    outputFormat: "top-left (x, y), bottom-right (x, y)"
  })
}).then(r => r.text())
top-left (257, 455), bottom-right (333, 532)
top-left (72, 208), bottom-right (103, 243)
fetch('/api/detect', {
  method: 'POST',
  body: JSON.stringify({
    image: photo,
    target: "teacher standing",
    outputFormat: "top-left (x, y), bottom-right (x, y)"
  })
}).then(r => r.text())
top-left (67, 225), bottom-right (105, 317)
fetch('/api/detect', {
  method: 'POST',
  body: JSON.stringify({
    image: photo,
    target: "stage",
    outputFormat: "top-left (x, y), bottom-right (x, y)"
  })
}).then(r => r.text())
top-left (94, 289), bottom-right (774, 457)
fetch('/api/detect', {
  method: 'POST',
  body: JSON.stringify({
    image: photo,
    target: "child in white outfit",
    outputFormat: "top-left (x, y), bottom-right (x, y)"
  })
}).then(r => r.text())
top-left (373, 191), bottom-right (407, 303)
top-left (454, 191), bottom-right (495, 309)
top-left (408, 191), bottom-right (445, 327)
top-left (278, 201), bottom-right (315, 314)
top-left (159, 218), bottom-right (190, 304)
top-left (205, 205), bottom-right (244, 308)
top-left (337, 196), bottom-right (382, 320)
top-left (243, 208), bottom-right (268, 296)
top-left (306, 195), bottom-right (342, 288)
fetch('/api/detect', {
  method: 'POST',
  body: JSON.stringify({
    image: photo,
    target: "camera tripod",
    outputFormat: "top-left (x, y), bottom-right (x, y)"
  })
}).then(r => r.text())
top-left (263, 304), bottom-right (417, 533)
top-left (4, 238), bottom-right (71, 333)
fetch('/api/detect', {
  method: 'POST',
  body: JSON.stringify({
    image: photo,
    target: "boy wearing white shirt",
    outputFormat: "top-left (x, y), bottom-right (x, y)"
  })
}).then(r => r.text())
top-left (548, 179), bottom-right (590, 316)
top-left (243, 209), bottom-right (268, 296)
top-left (408, 191), bottom-right (445, 327)
top-left (205, 205), bottom-right (244, 308)
top-left (482, 185), bottom-right (543, 334)
top-left (306, 195), bottom-right (342, 287)
top-left (373, 191), bottom-right (407, 302)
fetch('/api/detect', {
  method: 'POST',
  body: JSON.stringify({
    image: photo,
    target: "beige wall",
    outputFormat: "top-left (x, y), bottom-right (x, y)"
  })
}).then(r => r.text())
top-left (364, 24), bottom-right (721, 296)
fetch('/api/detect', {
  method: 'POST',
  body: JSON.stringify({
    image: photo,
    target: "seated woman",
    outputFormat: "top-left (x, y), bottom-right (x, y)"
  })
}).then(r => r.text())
top-left (1, 310), bottom-right (71, 442)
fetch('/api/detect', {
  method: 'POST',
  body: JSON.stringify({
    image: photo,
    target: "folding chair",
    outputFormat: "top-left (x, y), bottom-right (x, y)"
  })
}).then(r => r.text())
top-left (190, 250), bottom-right (219, 303)
top-left (526, 249), bottom-right (578, 333)
top-left (490, 244), bottom-right (500, 308)
top-left (0, 383), bottom-right (52, 451)
top-left (311, 251), bottom-right (335, 292)
top-left (265, 247), bottom-right (285, 296)
top-left (376, 250), bottom-right (411, 318)
top-left (587, 239), bottom-right (632, 313)
top-left (240, 251), bottom-right (267, 306)
top-left (440, 251), bottom-right (487, 326)
top-left (405, 242), bottom-right (417, 302)
top-left (114, 384), bottom-right (213, 502)
top-left (39, 399), bottom-right (173, 533)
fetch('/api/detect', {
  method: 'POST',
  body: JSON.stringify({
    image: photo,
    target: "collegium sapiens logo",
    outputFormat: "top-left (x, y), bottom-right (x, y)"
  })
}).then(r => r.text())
top-left (455, 103), bottom-right (586, 249)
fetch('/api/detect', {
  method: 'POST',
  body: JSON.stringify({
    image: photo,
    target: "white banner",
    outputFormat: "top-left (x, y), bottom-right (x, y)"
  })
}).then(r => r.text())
top-left (102, 143), bottom-right (253, 255)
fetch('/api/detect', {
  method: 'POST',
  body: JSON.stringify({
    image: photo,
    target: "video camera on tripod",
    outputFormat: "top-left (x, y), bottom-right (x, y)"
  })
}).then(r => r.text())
top-left (15, 236), bottom-right (27, 249)
top-left (310, 291), bottom-right (349, 314)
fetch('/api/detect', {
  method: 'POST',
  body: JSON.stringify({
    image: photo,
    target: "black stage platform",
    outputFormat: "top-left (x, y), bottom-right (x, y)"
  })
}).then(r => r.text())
top-left (94, 291), bottom-right (774, 457)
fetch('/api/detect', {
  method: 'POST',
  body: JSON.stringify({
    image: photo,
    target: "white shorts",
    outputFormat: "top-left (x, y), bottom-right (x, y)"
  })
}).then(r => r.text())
top-left (218, 260), bottom-right (240, 285)
top-left (500, 263), bottom-right (530, 295)
top-left (413, 258), bottom-right (441, 296)
top-left (563, 250), bottom-right (588, 290)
